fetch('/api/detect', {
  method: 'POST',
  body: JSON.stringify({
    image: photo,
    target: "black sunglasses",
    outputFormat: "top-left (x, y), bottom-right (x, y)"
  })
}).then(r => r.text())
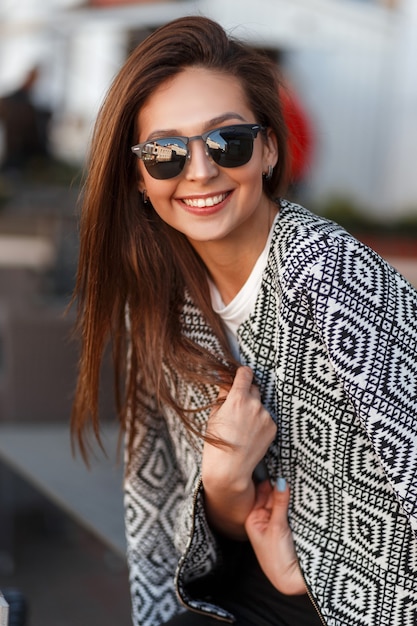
top-left (131, 123), bottom-right (265, 180)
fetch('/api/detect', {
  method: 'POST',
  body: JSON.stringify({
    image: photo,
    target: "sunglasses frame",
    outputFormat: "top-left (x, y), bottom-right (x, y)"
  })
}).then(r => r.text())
top-left (131, 123), bottom-right (266, 180)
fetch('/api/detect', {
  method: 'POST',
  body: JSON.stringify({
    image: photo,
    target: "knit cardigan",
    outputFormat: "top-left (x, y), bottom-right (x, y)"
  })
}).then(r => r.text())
top-left (124, 201), bottom-right (417, 626)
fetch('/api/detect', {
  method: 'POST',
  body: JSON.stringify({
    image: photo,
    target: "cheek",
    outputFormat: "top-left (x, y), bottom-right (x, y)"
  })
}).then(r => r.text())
top-left (145, 179), bottom-right (176, 213)
top-left (243, 158), bottom-right (264, 190)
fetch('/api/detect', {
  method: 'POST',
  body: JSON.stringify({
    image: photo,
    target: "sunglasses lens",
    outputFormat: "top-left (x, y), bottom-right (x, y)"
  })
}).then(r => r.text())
top-left (141, 138), bottom-right (188, 180)
top-left (133, 125), bottom-right (260, 179)
top-left (206, 126), bottom-right (254, 168)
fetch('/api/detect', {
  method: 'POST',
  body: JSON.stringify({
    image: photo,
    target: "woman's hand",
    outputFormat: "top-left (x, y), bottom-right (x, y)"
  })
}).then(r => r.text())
top-left (245, 479), bottom-right (306, 595)
top-left (202, 366), bottom-right (277, 539)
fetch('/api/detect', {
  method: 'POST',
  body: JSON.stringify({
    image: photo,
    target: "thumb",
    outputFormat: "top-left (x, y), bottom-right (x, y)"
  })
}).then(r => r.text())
top-left (230, 366), bottom-right (254, 392)
top-left (215, 366), bottom-right (253, 401)
top-left (247, 478), bottom-right (306, 595)
top-left (269, 477), bottom-right (291, 531)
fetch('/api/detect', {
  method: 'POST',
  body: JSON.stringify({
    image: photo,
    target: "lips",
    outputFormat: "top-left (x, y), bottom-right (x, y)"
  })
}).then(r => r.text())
top-left (182, 192), bottom-right (228, 208)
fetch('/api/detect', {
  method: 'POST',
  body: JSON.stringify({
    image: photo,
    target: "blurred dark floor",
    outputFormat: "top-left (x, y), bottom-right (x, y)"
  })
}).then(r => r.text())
top-left (0, 469), bottom-right (132, 626)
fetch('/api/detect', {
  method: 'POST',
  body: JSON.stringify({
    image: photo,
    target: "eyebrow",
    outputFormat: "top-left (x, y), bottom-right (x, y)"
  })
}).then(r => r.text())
top-left (145, 112), bottom-right (247, 141)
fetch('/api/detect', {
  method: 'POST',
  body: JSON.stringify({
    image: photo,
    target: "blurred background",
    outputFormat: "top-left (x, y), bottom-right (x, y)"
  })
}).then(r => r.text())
top-left (0, 0), bottom-right (416, 624)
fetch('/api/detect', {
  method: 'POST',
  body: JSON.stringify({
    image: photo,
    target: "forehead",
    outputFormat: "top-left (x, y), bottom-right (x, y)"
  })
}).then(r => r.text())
top-left (138, 67), bottom-right (254, 138)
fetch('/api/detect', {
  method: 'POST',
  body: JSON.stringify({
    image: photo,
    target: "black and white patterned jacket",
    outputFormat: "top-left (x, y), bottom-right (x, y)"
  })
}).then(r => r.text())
top-left (124, 201), bottom-right (417, 626)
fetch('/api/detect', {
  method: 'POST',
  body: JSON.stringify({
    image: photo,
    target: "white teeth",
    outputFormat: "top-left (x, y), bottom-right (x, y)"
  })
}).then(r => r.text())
top-left (183, 193), bottom-right (226, 208)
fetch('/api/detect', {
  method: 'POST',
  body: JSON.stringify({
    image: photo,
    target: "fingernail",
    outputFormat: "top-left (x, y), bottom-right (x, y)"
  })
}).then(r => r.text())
top-left (276, 477), bottom-right (286, 492)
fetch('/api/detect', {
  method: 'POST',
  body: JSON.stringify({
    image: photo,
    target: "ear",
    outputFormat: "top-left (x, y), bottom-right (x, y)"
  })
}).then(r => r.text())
top-left (137, 175), bottom-right (145, 193)
top-left (262, 127), bottom-right (279, 170)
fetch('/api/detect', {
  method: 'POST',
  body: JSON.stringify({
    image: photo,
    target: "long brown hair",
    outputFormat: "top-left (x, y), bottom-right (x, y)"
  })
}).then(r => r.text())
top-left (71, 15), bottom-right (289, 460)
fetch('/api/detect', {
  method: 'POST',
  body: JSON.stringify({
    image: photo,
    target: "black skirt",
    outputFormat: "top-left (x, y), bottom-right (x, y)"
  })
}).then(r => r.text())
top-left (165, 540), bottom-right (323, 626)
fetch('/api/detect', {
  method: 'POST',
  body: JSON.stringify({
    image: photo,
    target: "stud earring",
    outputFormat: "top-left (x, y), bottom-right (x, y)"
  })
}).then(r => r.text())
top-left (263, 165), bottom-right (273, 181)
top-left (142, 189), bottom-right (149, 205)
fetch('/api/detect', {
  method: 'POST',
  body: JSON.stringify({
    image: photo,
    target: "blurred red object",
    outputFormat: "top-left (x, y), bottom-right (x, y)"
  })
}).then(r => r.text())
top-left (280, 85), bottom-right (314, 185)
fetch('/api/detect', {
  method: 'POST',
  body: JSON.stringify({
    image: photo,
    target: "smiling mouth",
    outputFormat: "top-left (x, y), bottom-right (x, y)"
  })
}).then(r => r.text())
top-left (182, 193), bottom-right (228, 208)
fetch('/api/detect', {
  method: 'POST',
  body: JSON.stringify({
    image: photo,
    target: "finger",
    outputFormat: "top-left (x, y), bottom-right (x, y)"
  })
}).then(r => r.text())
top-left (269, 478), bottom-right (291, 530)
top-left (244, 481), bottom-right (273, 536)
top-left (216, 366), bottom-right (253, 401)
top-left (230, 366), bottom-right (254, 392)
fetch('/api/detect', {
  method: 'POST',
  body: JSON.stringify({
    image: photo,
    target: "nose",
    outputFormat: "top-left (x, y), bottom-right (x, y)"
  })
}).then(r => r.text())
top-left (184, 138), bottom-right (218, 181)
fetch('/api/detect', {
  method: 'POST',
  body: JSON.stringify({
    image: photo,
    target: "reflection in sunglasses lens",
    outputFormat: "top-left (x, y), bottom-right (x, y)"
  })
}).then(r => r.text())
top-left (133, 124), bottom-right (261, 179)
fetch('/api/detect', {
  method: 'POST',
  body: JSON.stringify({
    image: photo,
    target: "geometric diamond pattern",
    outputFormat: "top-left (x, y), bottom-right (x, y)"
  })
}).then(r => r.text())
top-left (124, 201), bottom-right (417, 625)
top-left (329, 560), bottom-right (381, 625)
top-left (346, 501), bottom-right (385, 559)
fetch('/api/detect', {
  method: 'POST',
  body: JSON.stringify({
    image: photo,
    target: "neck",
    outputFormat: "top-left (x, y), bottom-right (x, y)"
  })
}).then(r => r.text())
top-left (191, 200), bottom-right (277, 305)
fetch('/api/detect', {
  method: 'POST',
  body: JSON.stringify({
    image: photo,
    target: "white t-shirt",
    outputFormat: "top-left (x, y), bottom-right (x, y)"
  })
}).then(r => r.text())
top-left (209, 214), bottom-right (278, 360)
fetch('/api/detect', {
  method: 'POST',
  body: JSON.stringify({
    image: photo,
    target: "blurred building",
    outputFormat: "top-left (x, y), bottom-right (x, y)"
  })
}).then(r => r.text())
top-left (0, 0), bottom-right (417, 219)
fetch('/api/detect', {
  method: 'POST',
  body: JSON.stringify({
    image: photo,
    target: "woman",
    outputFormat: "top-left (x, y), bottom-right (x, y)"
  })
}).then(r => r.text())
top-left (71, 15), bottom-right (417, 626)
